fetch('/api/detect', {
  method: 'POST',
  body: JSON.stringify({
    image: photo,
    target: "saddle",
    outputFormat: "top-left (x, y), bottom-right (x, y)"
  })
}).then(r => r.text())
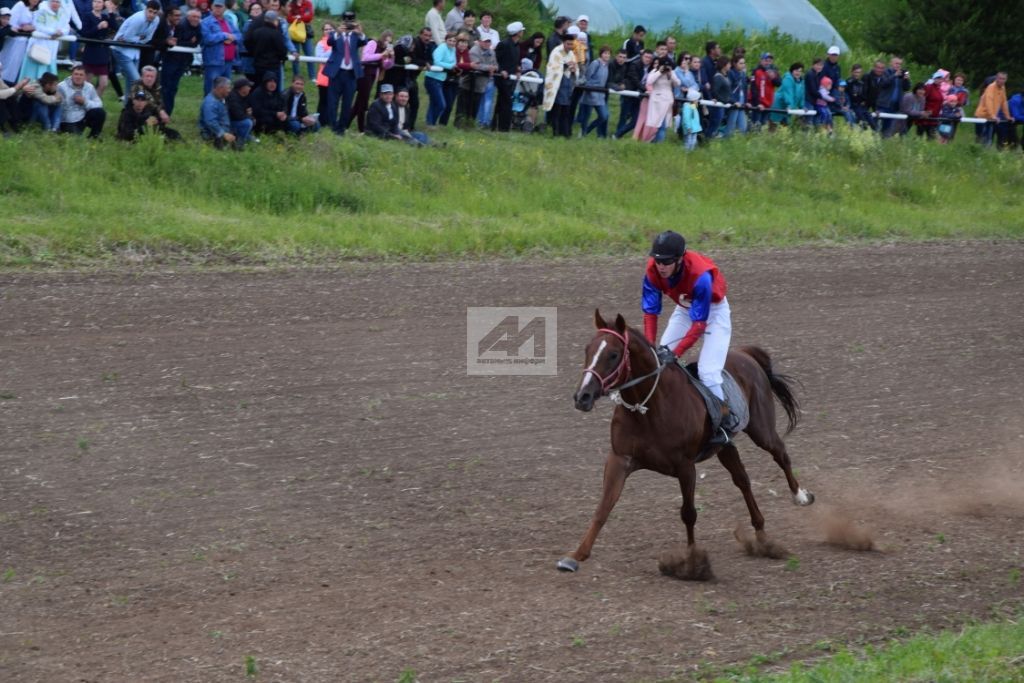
top-left (681, 362), bottom-right (749, 461)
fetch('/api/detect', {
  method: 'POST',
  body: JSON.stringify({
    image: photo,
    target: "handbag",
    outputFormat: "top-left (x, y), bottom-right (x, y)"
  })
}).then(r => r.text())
top-left (288, 18), bottom-right (306, 43)
top-left (938, 122), bottom-right (953, 136)
top-left (29, 43), bottom-right (53, 64)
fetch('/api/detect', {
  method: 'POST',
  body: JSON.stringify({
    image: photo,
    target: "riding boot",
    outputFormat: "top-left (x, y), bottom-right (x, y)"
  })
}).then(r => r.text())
top-left (716, 395), bottom-right (741, 432)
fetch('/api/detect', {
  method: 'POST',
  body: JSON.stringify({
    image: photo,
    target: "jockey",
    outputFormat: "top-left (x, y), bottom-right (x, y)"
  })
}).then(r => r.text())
top-left (642, 230), bottom-right (733, 445)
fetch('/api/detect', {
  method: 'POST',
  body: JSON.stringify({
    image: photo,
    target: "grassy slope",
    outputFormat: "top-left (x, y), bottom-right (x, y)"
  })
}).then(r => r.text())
top-left (3, 102), bottom-right (1022, 266)
top-left (700, 618), bottom-right (1024, 683)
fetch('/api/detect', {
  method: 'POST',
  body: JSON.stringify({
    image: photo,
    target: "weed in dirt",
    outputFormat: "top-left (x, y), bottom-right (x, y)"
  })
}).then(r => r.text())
top-left (0, 391), bottom-right (15, 400)
top-left (111, 595), bottom-right (128, 606)
top-left (101, 372), bottom-right (119, 382)
top-left (785, 557), bottom-right (801, 571)
top-left (2, 568), bottom-right (15, 583)
top-left (814, 639), bottom-right (834, 651)
top-left (244, 655), bottom-right (258, 677)
top-left (697, 595), bottom-right (720, 615)
top-left (749, 648), bottom-right (789, 667)
top-left (76, 438), bottom-right (89, 453)
top-left (892, 625), bottom-right (910, 637)
top-left (571, 635), bottom-right (586, 648)
top-left (238, 401), bottom-right (249, 409)
top-left (396, 669), bottom-right (417, 683)
top-left (209, 630), bottom-right (223, 639)
top-left (1010, 568), bottom-right (1021, 585)
top-left (936, 533), bottom-right (947, 545)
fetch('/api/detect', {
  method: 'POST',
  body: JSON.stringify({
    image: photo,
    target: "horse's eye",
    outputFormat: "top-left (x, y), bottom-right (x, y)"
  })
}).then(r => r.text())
top-left (608, 352), bottom-right (619, 362)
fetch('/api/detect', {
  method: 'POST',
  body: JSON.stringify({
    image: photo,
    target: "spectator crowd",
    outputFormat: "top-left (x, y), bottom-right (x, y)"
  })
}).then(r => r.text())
top-left (0, 0), bottom-right (1021, 150)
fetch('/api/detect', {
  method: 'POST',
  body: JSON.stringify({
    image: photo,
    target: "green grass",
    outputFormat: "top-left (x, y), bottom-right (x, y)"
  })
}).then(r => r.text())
top-left (3, 97), bottom-right (1021, 267)
top-left (699, 618), bottom-right (1024, 682)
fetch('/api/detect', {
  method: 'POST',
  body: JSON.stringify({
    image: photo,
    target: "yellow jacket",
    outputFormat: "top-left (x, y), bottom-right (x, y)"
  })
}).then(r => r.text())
top-left (974, 81), bottom-right (1011, 120)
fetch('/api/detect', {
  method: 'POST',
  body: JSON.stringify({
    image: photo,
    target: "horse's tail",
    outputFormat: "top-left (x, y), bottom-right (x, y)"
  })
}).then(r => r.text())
top-left (741, 345), bottom-right (800, 435)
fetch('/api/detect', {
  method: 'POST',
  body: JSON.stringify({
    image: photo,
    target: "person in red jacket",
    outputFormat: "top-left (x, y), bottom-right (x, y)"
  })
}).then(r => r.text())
top-left (286, 0), bottom-right (315, 80)
top-left (750, 51), bottom-right (780, 130)
top-left (920, 69), bottom-right (948, 140)
top-left (642, 230), bottom-right (733, 444)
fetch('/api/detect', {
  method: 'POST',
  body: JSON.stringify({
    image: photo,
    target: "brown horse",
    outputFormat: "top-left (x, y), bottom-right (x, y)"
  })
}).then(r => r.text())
top-left (561, 310), bottom-right (815, 579)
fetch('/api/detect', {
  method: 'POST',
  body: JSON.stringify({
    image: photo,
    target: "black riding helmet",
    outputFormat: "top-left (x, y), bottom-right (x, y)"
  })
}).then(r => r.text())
top-left (650, 230), bottom-right (686, 261)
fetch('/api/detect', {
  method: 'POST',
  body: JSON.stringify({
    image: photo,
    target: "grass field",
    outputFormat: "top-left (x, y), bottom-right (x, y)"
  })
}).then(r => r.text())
top-left (702, 617), bottom-right (1024, 682)
top-left (3, 89), bottom-right (1022, 267)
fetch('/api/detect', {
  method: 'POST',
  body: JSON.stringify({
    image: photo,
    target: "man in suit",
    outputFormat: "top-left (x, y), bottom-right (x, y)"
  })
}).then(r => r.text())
top-left (323, 19), bottom-right (367, 134)
top-left (493, 20), bottom-right (523, 132)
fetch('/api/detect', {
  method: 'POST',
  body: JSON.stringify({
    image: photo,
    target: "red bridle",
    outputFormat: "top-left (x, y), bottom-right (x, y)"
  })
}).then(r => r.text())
top-left (580, 328), bottom-right (631, 394)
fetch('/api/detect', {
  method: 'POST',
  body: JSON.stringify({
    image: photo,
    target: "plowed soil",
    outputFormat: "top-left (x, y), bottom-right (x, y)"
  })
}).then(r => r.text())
top-left (1, 241), bottom-right (1022, 682)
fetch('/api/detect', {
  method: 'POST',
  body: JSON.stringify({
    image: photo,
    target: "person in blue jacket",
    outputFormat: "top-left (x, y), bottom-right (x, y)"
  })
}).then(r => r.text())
top-left (200, 0), bottom-right (242, 95)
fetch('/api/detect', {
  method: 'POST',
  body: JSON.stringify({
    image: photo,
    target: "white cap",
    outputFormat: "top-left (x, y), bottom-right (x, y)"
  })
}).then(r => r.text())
top-left (0, 7), bottom-right (11, 15)
top-left (506, 21), bottom-right (524, 34)
top-left (827, 45), bottom-right (840, 55)
top-left (566, 25), bottom-right (580, 36)
top-left (576, 14), bottom-right (589, 23)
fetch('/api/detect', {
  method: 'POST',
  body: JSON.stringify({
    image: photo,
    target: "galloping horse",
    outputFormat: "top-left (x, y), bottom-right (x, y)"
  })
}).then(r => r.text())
top-left (560, 310), bottom-right (815, 579)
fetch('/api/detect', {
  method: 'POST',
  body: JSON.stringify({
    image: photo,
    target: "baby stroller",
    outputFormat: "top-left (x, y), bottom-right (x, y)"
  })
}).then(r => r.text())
top-left (512, 68), bottom-right (542, 132)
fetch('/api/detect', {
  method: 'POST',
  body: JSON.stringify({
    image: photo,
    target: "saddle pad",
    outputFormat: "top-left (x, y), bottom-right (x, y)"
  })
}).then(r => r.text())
top-left (720, 370), bottom-right (749, 433)
top-left (682, 364), bottom-right (749, 434)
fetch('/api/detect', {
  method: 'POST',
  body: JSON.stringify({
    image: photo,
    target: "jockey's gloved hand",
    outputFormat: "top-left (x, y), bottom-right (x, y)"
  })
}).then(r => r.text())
top-left (656, 345), bottom-right (677, 366)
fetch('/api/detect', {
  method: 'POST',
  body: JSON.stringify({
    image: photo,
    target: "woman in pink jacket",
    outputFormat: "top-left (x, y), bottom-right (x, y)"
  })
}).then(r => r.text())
top-left (352, 29), bottom-right (394, 132)
top-left (634, 55), bottom-right (680, 142)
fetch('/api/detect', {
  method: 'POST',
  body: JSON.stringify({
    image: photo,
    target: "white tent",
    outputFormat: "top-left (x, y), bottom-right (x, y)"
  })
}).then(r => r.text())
top-left (544, 0), bottom-right (848, 51)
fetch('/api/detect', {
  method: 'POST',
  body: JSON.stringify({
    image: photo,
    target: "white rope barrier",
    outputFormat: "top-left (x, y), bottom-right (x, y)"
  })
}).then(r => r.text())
top-left (43, 33), bottom-right (994, 123)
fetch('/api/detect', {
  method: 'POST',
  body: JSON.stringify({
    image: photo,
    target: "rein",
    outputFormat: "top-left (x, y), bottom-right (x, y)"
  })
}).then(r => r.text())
top-left (583, 328), bottom-right (666, 415)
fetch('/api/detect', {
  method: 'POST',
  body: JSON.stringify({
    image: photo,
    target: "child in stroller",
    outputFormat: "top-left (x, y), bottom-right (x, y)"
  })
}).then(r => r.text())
top-left (512, 58), bottom-right (542, 132)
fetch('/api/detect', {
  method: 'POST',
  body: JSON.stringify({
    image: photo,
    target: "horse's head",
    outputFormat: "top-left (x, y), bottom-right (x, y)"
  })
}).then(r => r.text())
top-left (574, 309), bottom-right (631, 412)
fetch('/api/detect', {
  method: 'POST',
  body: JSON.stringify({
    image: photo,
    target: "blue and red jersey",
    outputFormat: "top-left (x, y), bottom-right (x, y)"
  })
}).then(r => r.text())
top-left (641, 251), bottom-right (727, 355)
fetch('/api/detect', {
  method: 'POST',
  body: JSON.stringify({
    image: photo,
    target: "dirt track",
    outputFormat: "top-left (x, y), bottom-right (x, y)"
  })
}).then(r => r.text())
top-left (1, 241), bottom-right (1023, 682)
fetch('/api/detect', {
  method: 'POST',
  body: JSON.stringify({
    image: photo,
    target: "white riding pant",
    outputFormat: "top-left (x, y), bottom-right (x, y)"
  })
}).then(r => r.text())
top-left (659, 297), bottom-right (732, 400)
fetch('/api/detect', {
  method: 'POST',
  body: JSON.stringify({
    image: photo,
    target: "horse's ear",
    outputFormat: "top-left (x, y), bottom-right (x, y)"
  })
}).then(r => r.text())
top-left (594, 308), bottom-right (608, 329)
top-left (614, 314), bottom-right (627, 333)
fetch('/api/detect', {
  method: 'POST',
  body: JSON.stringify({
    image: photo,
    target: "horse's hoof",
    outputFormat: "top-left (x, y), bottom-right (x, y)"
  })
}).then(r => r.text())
top-left (793, 488), bottom-right (815, 506)
top-left (556, 557), bottom-right (579, 572)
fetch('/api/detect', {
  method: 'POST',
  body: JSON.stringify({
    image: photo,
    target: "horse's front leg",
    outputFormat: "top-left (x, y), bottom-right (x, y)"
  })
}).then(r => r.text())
top-left (678, 459), bottom-right (697, 546)
top-left (557, 452), bottom-right (632, 572)
top-left (657, 459), bottom-right (714, 580)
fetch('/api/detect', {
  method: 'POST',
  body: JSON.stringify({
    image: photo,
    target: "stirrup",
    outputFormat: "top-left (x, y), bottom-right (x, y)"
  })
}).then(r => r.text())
top-left (708, 426), bottom-right (731, 447)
